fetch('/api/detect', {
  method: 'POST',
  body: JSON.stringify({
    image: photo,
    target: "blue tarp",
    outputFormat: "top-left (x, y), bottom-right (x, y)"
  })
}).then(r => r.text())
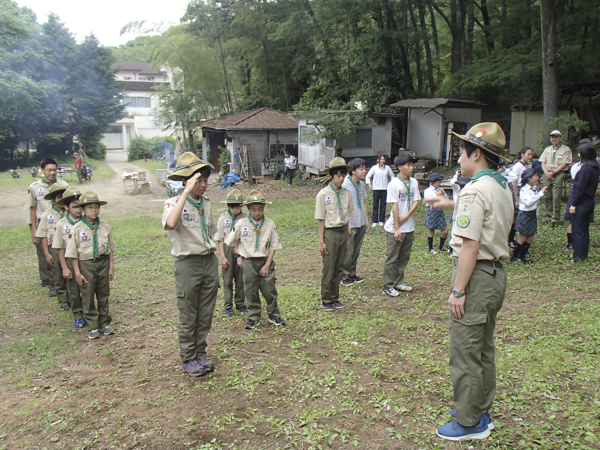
top-left (220, 172), bottom-right (241, 189)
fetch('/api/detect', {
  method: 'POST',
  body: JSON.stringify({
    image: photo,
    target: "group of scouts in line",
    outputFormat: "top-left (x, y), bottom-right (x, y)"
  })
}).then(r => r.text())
top-left (27, 158), bottom-right (115, 339)
top-left (25, 120), bottom-right (598, 442)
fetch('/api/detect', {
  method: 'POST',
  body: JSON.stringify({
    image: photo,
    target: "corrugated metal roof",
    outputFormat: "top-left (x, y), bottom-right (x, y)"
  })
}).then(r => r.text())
top-left (389, 98), bottom-right (485, 108)
top-left (201, 108), bottom-right (298, 130)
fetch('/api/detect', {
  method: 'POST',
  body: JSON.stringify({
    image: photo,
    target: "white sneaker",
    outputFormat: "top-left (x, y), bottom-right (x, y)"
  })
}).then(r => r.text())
top-left (378, 222), bottom-right (384, 226)
top-left (383, 287), bottom-right (400, 297)
top-left (429, 249), bottom-right (439, 255)
top-left (394, 283), bottom-right (413, 292)
top-left (372, 223), bottom-right (378, 227)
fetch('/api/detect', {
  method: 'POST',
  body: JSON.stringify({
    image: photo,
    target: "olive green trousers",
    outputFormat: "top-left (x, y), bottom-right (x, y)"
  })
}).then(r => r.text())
top-left (241, 257), bottom-right (280, 322)
top-left (320, 227), bottom-right (348, 304)
top-left (221, 244), bottom-right (245, 310)
top-left (79, 256), bottom-right (111, 331)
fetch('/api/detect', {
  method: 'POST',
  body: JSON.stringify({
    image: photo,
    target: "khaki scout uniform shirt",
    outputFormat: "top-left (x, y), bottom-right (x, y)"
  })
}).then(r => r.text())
top-left (52, 215), bottom-right (79, 250)
top-left (539, 144), bottom-right (572, 171)
top-left (315, 185), bottom-right (355, 228)
top-left (65, 219), bottom-right (116, 261)
top-left (213, 211), bottom-right (247, 243)
top-left (25, 179), bottom-right (69, 224)
top-left (35, 207), bottom-right (64, 247)
top-left (162, 195), bottom-right (217, 260)
top-left (450, 174), bottom-right (513, 261)
top-left (225, 217), bottom-right (282, 258)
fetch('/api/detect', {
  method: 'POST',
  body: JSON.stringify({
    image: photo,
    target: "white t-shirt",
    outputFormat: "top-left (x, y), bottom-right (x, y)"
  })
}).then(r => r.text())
top-left (509, 161), bottom-right (529, 186)
top-left (284, 156), bottom-right (296, 169)
top-left (384, 176), bottom-right (421, 233)
top-left (366, 164), bottom-right (394, 190)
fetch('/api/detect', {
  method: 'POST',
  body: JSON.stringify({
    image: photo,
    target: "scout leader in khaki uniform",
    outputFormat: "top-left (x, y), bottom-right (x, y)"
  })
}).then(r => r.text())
top-left (214, 189), bottom-right (247, 315)
top-left (314, 157), bottom-right (355, 311)
top-left (26, 158), bottom-right (69, 287)
top-left (163, 152), bottom-right (218, 378)
top-left (225, 190), bottom-right (284, 330)
top-left (66, 191), bottom-right (116, 340)
top-left (539, 129), bottom-right (572, 227)
top-left (35, 183), bottom-right (68, 307)
top-left (52, 187), bottom-right (86, 328)
top-left (425, 123), bottom-right (513, 442)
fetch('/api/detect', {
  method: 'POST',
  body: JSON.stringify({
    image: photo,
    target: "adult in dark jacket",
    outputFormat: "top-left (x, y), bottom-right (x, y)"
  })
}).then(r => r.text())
top-left (567, 143), bottom-right (599, 261)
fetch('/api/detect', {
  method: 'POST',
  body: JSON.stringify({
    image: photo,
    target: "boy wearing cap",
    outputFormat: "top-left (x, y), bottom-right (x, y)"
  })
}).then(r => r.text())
top-left (225, 190), bottom-right (284, 329)
top-left (425, 123), bottom-right (513, 441)
top-left (539, 130), bottom-right (572, 227)
top-left (214, 189), bottom-right (247, 315)
top-left (382, 154), bottom-right (421, 297)
top-left (35, 184), bottom-right (68, 306)
top-left (52, 187), bottom-right (86, 327)
top-left (315, 157), bottom-right (355, 311)
top-left (163, 152), bottom-right (219, 377)
top-left (26, 158), bottom-right (69, 288)
top-left (340, 158), bottom-right (370, 286)
top-left (423, 173), bottom-right (449, 254)
top-left (66, 191), bottom-right (116, 340)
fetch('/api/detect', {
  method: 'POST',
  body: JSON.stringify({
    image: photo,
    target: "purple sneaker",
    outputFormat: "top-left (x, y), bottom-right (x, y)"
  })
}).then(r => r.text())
top-left (196, 356), bottom-right (215, 372)
top-left (182, 360), bottom-right (206, 377)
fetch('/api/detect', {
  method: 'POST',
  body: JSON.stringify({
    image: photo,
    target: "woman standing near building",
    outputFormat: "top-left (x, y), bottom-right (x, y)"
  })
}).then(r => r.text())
top-left (366, 155), bottom-right (394, 227)
top-left (283, 153), bottom-right (296, 186)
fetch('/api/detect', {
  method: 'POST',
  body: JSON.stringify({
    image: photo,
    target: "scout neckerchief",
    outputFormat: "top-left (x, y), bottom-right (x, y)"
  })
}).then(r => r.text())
top-left (81, 216), bottom-right (100, 260)
top-left (397, 174), bottom-right (411, 208)
top-left (52, 204), bottom-right (65, 220)
top-left (41, 177), bottom-right (54, 186)
top-left (348, 176), bottom-right (363, 210)
top-left (186, 196), bottom-right (212, 245)
top-left (551, 142), bottom-right (563, 166)
top-left (228, 210), bottom-right (240, 231)
top-left (328, 182), bottom-right (345, 222)
top-left (247, 215), bottom-right (265, 252)
top-left (471, 169), bottom-right (507, 188)
top-left (66, 213), bottom-right (79, 226)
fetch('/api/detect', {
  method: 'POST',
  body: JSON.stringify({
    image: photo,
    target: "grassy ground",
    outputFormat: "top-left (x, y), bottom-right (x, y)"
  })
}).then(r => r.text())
top-left (129, 159), bottom-right (169, 174)
top-left (1, 186), bottom-right (599, 449)
top-left (0, 158), bottom-right (114, 187)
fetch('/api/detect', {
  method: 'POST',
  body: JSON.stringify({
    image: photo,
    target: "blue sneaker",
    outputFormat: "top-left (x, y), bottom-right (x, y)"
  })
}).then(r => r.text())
top-left (48, 289), bottom-right (56, 297)
top-left (74, 318), bottom-right (86, 328)
top-left (449, 410), bottom-right (495, 430)
top-left (436, 417), bottom-right (491, 441)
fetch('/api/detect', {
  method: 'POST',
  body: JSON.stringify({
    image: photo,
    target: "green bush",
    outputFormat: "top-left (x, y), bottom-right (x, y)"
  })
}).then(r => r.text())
top-left (127, 136), bottom-right (177, 161)
top-left (84, 142), bottom-right (107, 160)
top-left (218, 146), bottom-right (231, 173)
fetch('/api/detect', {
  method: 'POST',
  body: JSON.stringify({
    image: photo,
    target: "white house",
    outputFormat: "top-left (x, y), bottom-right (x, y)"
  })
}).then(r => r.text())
top-left (102, 63), bottom-right (175, 150)
top-left (298, 112), bottom-right (398, 174)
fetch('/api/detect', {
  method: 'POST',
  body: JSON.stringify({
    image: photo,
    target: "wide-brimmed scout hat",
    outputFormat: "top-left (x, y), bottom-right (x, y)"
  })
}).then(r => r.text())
top-left (168, 152), bottom-right (215, 181)
top-left (323, 157), bottom-right (353, 174)
top-left (244, 190), bottom-right (272, 205)
top-left (428, 173), bottom-right (444, 182)
top-left (221, 189), bottom-right (244, 204)
top-left (43, 183), bottom-right (68, 200)
top-left (55, 186), bottom-right (82, 207)
top-left (72, 191), bottom-right (107, 208)
top-left (550, 129), bottom-right (562, 137)
top-left (453, 122), bottom-right (510, 163)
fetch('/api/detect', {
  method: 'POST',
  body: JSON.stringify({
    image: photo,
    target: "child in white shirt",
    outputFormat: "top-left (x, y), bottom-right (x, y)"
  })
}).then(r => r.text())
top-left (423, 173), bottom-right (449, 254)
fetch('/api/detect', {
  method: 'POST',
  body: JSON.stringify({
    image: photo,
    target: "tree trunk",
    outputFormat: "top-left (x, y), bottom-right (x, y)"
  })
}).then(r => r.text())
top-left (407, 0), bottom-right (423, 94)
top-left (480, 0), bottom-right (495, 52)
top-left (427, 2), bottom-right (440, 57)
top-left (522, 0), bottom-right (532, 40)
top-left (416, 0), bottom-right (436, 94)
top-left (501, 0), bottom-right (509, 48)
top-left (540, 0), bottom-right (559, 144)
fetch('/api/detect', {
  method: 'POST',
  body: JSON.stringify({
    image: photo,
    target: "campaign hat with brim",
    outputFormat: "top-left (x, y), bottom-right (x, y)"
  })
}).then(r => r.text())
top-left (55, 186), bottom-right (82, 207)
top-left (221, 189), bottom-right (244, 204)
top-left (456, 176), bottom-right (471, 187)
top-left (43, 183), bottom-right (68, 200)
top-left (428, 173), bottom-right (445, 182)
top-left (168, 152), bottom-right (215, 181)
top-left (244, 189), bottom-right (272, 205)
top-left (452, 122), bottom-right (511, 163)
top-left (72, 191), bottom-right (107, 208)
top-left (520, 168), bottom-right (536, 184)
top-left (323, 157), bottom-right (353, 174)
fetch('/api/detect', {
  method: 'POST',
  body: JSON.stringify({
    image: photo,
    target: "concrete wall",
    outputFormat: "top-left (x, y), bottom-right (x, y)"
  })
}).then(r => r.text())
top-left (509, 109), bottom-right (570, 154)
top-left (101, 133), bottom-right (122, 149)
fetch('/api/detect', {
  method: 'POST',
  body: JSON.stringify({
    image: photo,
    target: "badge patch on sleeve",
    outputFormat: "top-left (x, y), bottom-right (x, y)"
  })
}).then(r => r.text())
top-left (457, 215), bottom-right (470, 228)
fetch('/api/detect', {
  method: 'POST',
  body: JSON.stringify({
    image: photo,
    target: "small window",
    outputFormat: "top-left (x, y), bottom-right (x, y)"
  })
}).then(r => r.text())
top-left (139, 76), bottom-right (155, 81)
top-left (325, 137), bottom-right (334, 148)
top-left (122, 96), bottom-right (151, 108)
top-left (299, 126), bottom-right (308, 144)
top-left (355, 129), bottom-right (372, 148)
top-left (123, 76), bottom-right (132, 80)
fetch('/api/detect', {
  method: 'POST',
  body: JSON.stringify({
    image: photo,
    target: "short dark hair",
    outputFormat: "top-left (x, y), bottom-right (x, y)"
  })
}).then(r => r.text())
top-left (518, 146), bottom-right (534, 159)
top-left (228, 203), bottom-right (242, 208)
top-left (329, 167), bottom-right (348, 176)
top-left (183, 166), bottom-right (211, 183)
top-left (394, 153), bottom-right (413, 167)
top-left (579, 143), bottom-right (599, 168)
top-left (459, 141), bottom-right (498, 170)
top-left (63, 197), bottom-right (79, 207)
top-left (41, 158), bottom-right (58, 169)
top-left (348, 158), bottom-right (366, 172)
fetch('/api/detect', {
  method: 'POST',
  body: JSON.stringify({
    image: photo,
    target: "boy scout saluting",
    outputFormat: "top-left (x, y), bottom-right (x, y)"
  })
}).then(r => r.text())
top-left (425, 123), bottom-right (513, 441)
top-left (35, 183), bottom-right (68, 307)
top-left (163, 153), bottom-right (219, 377)
top-left (214, 189), bottom-right (248, 315)
top-left (315, 157), bottom-right (355, 311)
top-left (26, 157), bottom-right (69, 288)
top-left (66, 191), bottom-right (116, 340)
top-left (225, 190), bottom-right (284, 329)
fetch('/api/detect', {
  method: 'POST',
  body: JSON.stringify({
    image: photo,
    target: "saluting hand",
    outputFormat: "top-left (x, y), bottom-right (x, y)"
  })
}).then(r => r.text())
top-left (182, 172), bottom-right (201, 194)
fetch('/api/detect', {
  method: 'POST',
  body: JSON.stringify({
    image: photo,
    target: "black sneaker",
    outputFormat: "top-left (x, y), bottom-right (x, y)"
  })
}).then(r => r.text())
top-left (245, 319), bottom-right (260, 329)
top-left (41, 280), bottom-right (49, 287)
top-left (101, 326), bottom-right (115, 335)
top-left (322, 302), bottom-right (334, 311)
top-left (59, 302), bottom-right (70, 310)
top-left (48, 289), bottom-right (56, 297)
top-left (332, 301), bottom-right (345, 309)
top-left (224, 307), bottom-right (234, 316)
top-left (566, 243), bottom-right (573, 250)
top-left (238, 305), bottom-right (248, 314)
top-left (88, 329), bottom-right (101, 339)
top-left (521, 257), bottom-right (535, 264)
top-left (510, 257), bottom-right (522, 263)
top-left (550, 222), bottom-right (557, 228)
top-left (508, 241), bottom-right (517, 248)
top-left (268, 317), bottom-right (286, 326)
